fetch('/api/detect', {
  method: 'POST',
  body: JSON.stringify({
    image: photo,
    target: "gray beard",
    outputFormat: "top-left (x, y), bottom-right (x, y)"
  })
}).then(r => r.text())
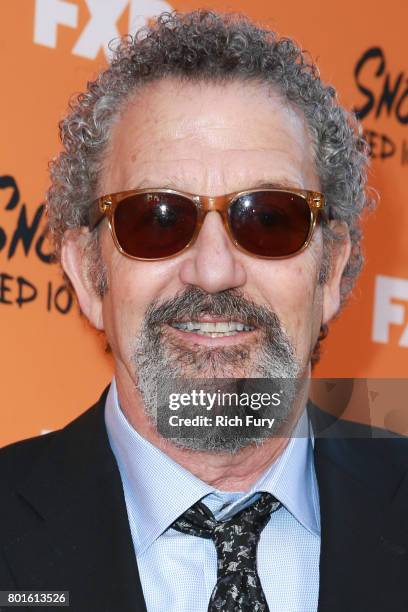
top-left (132, 287), bottom-right (304, 454)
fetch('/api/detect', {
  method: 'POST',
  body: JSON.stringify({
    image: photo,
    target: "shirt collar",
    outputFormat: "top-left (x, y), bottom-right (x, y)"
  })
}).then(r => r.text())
top-left (105, 380), bottom-right (213, 554)
top-left (105, 379), bottom-right (320, 555)
top-left (254, 408), bottom-right (321, 537)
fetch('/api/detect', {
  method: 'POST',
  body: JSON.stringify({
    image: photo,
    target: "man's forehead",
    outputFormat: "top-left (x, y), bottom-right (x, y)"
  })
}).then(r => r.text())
top-left (101, 78), bottom-right (318, 194)
top-left (115, 78), bottom-right (309, 143)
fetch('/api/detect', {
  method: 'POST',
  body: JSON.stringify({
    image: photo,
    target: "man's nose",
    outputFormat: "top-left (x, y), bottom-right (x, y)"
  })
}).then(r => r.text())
top-left (178, 211), bottom-right (247, 293)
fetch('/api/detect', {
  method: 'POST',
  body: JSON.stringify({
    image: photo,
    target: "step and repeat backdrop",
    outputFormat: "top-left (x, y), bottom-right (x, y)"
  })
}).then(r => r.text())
top-left (1, 0), bottom-right (407, 446)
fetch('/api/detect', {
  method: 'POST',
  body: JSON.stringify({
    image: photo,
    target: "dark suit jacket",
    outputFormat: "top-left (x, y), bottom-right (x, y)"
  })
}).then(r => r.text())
top-left (1, 387), bottom-right (408, 612)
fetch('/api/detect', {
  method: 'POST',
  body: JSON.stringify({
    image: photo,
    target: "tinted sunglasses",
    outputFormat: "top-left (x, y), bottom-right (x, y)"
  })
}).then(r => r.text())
top-left (88, 187), bottom-right (325, 261)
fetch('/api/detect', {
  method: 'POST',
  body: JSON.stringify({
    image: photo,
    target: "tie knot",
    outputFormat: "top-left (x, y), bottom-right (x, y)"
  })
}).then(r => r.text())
top-left (171, 492), bottom-right (280, 575)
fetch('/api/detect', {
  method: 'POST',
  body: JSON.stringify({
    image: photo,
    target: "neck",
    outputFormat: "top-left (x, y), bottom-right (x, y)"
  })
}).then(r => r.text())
top-left (114, 367), bottom-right (310, 492)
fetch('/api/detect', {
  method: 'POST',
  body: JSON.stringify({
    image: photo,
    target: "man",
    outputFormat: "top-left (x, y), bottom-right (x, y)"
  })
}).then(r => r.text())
top-left (1, 10), bottom-right (407, 612)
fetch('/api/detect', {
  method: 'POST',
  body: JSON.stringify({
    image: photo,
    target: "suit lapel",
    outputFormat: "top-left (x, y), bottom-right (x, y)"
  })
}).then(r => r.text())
top-left (2, 390), bottom-right (147, 612)
top-left (314, 430), bottom-right (408, 612)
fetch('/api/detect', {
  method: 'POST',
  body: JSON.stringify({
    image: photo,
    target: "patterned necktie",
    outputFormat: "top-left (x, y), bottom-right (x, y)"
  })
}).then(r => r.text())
top-left (171, 492), bottom-right (280, 612)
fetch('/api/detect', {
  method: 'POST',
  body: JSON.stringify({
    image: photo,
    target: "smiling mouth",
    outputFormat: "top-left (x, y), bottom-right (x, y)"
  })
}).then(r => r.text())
top-left (169, 320), bottom-right (256, 338)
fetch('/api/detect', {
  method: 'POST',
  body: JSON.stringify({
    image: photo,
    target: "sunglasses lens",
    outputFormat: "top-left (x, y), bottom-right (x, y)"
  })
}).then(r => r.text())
top-left (113, 193), bottom-right (197, 259)
top-left (228, 191), bottom-right (312, 257)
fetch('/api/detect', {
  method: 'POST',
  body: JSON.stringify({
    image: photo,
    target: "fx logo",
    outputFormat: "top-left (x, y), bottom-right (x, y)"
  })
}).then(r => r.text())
top-left (34, 0), bottom-right (173, 60)
top-left (372, 274), bottom-right (408, 347)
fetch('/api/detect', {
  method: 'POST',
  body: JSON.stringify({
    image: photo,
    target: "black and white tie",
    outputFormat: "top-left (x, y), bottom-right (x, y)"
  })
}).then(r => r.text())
top-left (171, 492), bottom-right (281, 612)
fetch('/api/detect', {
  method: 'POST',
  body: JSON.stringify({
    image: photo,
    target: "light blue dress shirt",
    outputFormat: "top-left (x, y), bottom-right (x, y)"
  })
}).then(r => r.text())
top-left (105, 379), bottom-right (320, 612)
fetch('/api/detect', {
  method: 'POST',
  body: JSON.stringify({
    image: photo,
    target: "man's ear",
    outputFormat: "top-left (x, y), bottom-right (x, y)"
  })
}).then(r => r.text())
top-left (61, 228), bottom-right (104, 330)
top-left (322, 221), bottom-right (352, 325)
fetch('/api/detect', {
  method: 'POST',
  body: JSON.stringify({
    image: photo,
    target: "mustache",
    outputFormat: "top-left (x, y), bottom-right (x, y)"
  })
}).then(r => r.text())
top-left (142, 286), bottom-right (283, 330)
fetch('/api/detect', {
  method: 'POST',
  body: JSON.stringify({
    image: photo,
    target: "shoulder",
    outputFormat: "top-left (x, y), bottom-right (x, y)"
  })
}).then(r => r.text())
top-left (0, 386), bottom-right (111, 493)
top-left (0, 430), bottom-right (58, 489)
top-left (310, 404), bottom-right (408, 499)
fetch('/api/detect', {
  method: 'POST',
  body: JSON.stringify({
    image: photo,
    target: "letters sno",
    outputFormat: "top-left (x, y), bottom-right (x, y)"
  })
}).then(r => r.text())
top-left (0, 175), bottom-right (73, 314)
top-left (33, 0), bottom-right (173, 60)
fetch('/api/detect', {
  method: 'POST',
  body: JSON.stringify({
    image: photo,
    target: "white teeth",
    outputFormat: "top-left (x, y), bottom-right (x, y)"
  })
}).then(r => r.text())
top-left (170, 321), bottom-right (255, 334)
top-left (215, 322), bottom-right (229, 332)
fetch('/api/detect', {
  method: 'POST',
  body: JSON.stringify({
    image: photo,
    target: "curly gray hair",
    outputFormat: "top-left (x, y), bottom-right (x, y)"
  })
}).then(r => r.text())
top-left (47, 9), bottom-right (373, 307)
